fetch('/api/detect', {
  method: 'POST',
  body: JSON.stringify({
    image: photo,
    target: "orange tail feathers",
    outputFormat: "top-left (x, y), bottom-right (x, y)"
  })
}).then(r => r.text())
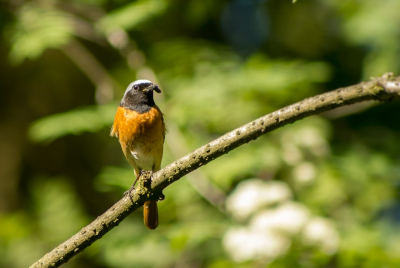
top-left (144, 200), bottom-right (158, 230)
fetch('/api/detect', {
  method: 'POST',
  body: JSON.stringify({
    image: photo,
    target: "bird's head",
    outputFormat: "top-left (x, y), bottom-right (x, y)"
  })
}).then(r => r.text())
top-left (120, 79), bottom-right (161, 112)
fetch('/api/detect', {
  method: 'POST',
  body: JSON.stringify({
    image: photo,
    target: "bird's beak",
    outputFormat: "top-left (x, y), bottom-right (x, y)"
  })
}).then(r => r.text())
top-left (144, 84), bottom-right (162, 93)
top-left (153, 85), bottom-right (162, 93)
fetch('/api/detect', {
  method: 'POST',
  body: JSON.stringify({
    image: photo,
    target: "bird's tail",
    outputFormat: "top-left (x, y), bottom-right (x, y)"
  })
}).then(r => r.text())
top-left (144, 200), bottom-right (158, 230)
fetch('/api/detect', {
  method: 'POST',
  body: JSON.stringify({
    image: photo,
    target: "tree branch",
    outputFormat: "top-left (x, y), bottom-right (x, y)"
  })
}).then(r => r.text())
top-left (30, 73), bottom-right (400, 268)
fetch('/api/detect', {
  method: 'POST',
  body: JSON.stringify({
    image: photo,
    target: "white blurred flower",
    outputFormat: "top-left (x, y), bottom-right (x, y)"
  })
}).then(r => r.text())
top-left (223, 227), bottom-right (290, 262)
top-left (281, 143), bottom-right (303, 165)
top-left (302, 217), bottom-right (339, 254)
top-left (296, 127), bottom-right (330, 157)
top-left (293, 162), bottom-right (317, 184)
top-left (281, 126), bottom-right (329, 159)
top-left (250, 202), bottom-right (310, 235)
top-left (295, 127), bottom-right (325, 148)
top-left (226, 179), bottom-right (292, 221)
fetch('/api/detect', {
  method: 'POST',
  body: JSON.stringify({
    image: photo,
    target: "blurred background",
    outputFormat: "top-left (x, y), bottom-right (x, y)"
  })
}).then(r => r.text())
top-left (1, 0), bottom-right (400, 267)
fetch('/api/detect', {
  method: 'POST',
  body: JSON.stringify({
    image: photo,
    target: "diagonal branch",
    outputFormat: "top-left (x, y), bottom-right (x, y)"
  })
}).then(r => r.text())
top-left (30, 73), bottom-right (400, 268)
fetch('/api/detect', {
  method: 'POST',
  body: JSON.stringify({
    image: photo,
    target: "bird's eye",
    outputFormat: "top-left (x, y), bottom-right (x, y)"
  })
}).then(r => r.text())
top-left (133, 85), bottom-right (139, 90)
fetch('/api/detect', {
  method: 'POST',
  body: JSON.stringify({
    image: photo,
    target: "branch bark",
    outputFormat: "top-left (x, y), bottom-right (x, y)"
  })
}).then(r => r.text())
top-left (30, 73), bottom-right (400, 268)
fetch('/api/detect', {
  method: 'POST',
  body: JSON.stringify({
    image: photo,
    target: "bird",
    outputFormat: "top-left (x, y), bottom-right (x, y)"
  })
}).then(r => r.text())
top-left (110, 79), bottom-right (165, 230)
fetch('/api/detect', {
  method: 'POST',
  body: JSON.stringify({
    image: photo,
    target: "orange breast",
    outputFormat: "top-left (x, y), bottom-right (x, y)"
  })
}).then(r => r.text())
top-left (111, 106), bottom-right (165, 172)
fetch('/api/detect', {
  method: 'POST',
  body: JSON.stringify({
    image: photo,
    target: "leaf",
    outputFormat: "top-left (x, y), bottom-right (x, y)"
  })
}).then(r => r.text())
top-left (9, 4), bottom-right (73, 64)
top-left (32, 177), bottom-right (89, 244)
top-left (95, 166), bottom-right (134, 192)
top-left (97, 0), bottom-right (168, 34)
top-left (28, 104), bottom-right (117, 143)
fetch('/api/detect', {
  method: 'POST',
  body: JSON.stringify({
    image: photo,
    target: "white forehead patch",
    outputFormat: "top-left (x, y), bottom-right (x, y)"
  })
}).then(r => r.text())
top-left (132, 79), bottom-right (152, 86)
top-left (124, 79), bottom-right (153, 95)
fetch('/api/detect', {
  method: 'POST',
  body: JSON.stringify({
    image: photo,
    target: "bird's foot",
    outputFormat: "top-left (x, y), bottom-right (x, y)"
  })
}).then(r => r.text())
top-left (124, 170), bottom-right (165, 203)
top-left (139, 171), bottom-right (165, 201)
top-left (140, 170), bottom-right (149, 177)
top-left (123, 171), bottom-right (145, 203)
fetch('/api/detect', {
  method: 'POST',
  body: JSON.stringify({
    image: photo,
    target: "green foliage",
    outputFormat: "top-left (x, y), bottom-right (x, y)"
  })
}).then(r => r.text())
top-left (1, 0), bottom-right (400, 267)
top-left (32, 178), bottom-right (89, 244)
top-left (95, 166), bottom-right (135, 192)
top-left (0, 178), bottom-right (88, 268)
top-left (28, 104), bottom-right (116, 143)
top-left (8, 3), bottom-right (73, 64)
top-left (328, 0), bottom-right (400, 78)
top-left (97, 0), bottom-right (168, 33)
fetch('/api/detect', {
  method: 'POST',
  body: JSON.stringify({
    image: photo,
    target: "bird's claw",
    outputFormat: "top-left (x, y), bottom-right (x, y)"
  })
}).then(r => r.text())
top-left (125, 170), bottom-right (165, 203)
top-left (124, 186), bottom-right (135, 203)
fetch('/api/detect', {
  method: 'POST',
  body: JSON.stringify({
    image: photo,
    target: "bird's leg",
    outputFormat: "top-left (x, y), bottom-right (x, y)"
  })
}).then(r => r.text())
top-left (124, 170), bottom-right (165, 203)
top-left (124, 183), bottom-right (136, 203)
top-left (123, 171), bottom-right (143, 203)
top-left (132, 170), bottom-right (147, 188)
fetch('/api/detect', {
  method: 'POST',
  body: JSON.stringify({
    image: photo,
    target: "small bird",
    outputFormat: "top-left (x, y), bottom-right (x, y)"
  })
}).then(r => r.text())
top-left (110, 79), bottom-right (165, 230)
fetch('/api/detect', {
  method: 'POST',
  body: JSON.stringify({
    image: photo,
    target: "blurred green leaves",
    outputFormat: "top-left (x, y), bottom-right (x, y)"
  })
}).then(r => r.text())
top-left (0, 212), bottom-right (31, 241)
top-left (8, 4), bottom-right (73, 64)
top-left (331, 0), bottom-right (400, 78)
top-left (0, 177), bottom-right (89, 268)
top-left (3, 0), bottom-right (400, 267)
top-left (156, 40), bottom-right (331, 133)
top-left (28, 104), bottom-right (116, 143)
top-left (32, 178), bottom-right (89, 244)
top-left (95, 166), bottom-right (135, 192)
top-left (97, 0), bottom-right (168, 34)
